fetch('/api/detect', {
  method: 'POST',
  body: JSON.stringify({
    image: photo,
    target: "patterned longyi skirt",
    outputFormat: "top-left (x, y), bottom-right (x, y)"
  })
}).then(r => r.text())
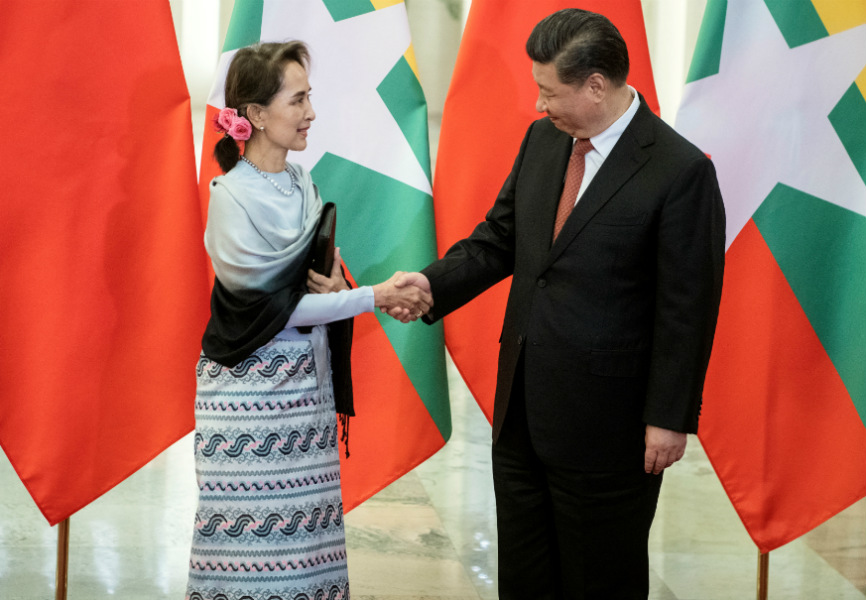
top-left (185, 333), bottom-right (349, 600)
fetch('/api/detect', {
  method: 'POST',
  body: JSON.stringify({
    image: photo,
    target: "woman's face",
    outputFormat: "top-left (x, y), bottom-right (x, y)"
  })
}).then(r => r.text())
top-left (258, 61), bottom-right (315, 152)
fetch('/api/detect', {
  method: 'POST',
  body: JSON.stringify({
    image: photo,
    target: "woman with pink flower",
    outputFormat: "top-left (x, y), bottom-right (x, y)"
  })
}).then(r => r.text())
top-left (185, 41), bottom-right (430, 600)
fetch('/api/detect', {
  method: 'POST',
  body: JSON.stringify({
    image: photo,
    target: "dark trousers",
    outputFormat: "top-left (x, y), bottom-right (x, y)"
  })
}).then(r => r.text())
top-left (492, 383), bottom-right (662, 599)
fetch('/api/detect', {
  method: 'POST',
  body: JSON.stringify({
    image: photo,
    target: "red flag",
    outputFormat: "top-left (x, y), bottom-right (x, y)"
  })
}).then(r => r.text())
top-left (0, 1), bottom-right (210, 525)
top-left (433, 0), bottom-right (659, 421)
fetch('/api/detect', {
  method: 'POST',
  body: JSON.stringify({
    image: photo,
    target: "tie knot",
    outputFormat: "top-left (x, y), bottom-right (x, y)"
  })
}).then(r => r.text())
top-left (573, 138), bottom-right (594, 156)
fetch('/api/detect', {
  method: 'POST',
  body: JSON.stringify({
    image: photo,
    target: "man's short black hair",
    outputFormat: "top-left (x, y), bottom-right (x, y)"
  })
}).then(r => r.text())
top-left (526, 9), bottom-right (629, 86)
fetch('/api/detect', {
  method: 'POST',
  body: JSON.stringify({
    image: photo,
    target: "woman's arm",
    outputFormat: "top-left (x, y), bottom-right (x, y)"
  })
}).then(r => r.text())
top-left (287, 286), bottom-right (374, 327)
top-left (294, 248), bottom-right (432, 326)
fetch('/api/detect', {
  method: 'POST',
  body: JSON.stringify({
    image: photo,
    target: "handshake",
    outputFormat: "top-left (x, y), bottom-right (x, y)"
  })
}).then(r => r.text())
top-left (372, 272), bottom-right (433, 324)
top-left (306, 249), bottom-right (432, 324)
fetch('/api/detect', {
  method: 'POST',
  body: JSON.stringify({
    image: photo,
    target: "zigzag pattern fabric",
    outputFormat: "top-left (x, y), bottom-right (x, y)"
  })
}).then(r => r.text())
top-left (186, 337), bottom-right (349, 600)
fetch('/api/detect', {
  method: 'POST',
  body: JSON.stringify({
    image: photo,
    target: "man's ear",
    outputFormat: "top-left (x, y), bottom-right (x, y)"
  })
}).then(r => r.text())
top-left (585, 73), bottom-right (607, 99)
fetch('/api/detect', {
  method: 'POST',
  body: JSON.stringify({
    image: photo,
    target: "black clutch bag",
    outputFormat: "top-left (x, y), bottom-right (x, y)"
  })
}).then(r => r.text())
top-left (310, 202), bottom-right (336, 275)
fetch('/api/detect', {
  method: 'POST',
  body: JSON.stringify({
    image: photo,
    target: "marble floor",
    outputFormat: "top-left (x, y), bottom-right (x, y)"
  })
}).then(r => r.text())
top-left (1, 356), bottom-right (864, 599)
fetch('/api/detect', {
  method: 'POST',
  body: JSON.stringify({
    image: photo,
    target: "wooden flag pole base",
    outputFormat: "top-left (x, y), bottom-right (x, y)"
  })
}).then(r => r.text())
top-left (55, 518), bottom-right (70, 600)
top-left (757, 550), bottom-right (769, 600)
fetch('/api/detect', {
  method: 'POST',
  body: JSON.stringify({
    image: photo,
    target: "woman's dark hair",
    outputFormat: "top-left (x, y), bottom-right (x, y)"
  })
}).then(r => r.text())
top-left (214, 41), bottom-right (311, 173)
top-left (526, 9), bottom-right (629, 87)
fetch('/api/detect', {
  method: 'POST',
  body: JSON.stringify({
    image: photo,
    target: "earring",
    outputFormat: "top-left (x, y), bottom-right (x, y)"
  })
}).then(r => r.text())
top-left (259, 126), bottom-right (265, 131)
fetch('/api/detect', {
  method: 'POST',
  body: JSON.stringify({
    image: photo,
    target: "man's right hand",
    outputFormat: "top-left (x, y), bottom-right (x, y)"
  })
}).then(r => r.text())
top-left (371, 271), bottom-right (433, 323)
top-left (382, 272), bottom-right (432, 323)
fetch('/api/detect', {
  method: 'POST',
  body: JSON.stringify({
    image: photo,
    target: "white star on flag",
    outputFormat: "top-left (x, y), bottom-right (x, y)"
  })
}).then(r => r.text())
top-left (676, 0), bottom-right (866, 248)
top-left (208, 1), bottom-right (430, 195)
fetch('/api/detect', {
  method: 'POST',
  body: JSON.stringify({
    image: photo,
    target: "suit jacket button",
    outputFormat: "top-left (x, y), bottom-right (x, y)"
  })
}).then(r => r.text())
top-left (517, 335), bottom-right (524, 345)
top-left (537, 279), bottom-right (547, 288)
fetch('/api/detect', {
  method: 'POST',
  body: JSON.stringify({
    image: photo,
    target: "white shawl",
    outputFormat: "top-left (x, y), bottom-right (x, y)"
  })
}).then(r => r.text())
top-left (205, 160), bottom-right (321, 293)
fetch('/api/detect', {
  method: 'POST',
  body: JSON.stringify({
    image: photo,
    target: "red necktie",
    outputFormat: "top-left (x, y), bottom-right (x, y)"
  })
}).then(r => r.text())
top-left (553, 138), bottom-right (594, 241)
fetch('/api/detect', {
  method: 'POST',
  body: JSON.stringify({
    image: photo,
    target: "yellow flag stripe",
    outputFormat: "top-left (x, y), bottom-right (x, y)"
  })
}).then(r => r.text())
top-left (812, 0), bottom-right (866, 35)
top-left (856, 67), bottom-right (866, 102)
top-left (403, 45), bottom-right (420, 81)
top-left (371, 0), bottom-right (403, 9)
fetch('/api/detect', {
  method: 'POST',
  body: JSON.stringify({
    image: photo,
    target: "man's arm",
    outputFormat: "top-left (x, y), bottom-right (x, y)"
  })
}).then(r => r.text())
top-left (643, 154), bottom-right (725, 462)
top-left (395, 121), bottom-right (540, 323)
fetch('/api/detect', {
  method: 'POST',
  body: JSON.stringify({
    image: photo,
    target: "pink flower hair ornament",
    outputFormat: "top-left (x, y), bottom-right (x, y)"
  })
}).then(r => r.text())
top-left (213, 107), bottom-right (253, 141)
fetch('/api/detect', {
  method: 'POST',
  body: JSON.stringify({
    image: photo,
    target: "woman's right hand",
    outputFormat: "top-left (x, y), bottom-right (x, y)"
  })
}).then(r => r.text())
top-left (307, 247), bottom-right (350, 294)
top-left (372, 272), bottom-right (433, 322)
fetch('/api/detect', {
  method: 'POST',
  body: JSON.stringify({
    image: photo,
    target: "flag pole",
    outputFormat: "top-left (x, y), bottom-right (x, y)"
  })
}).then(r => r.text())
top-left (757, 550), bottom-right (769, 600)
top-left (55, 517), bottom-right (70, 600)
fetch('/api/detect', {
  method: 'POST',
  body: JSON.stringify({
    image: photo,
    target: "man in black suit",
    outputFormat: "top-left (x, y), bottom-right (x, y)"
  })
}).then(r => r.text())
top-left (394, 9), bottom-right (724, 599)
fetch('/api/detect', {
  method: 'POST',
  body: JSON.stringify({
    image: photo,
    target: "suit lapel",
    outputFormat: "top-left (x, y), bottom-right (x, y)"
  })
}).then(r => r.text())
top-left (544, 100), bottom-right (655, 268)
top-left (523, 123), bottom-right (573, 255)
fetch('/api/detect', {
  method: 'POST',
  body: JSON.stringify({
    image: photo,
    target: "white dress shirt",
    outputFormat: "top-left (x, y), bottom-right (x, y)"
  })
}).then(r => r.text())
top-left (569, 86), bottom-right (640, 205)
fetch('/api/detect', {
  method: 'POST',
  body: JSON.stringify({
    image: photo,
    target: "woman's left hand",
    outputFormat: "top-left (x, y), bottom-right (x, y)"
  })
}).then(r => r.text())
top-left (307, 247), bottom-right (350, 294)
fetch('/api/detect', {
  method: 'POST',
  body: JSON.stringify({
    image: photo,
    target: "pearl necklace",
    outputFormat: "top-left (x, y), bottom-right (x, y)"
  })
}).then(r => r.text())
top-left (241, 156), bottom-right (296, 196)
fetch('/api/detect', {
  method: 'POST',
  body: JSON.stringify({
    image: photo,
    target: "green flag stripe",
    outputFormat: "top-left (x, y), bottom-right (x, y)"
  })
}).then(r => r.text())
top-left (686, 0), bottom-right (727, 84)
top-left (322, 0), bottom-right (375, 22)
top-left (377, 57), bottom-right (433, 182)
top-left (311, 153), bottom-right (451, 439)
top-left (222, 0), bottom-right (263, 53)
top-left (829, 83), bottom-right (866, 187)
top-left (754, 184), bottom-right (866, 425)
top-left (764, 0), bottom-right (828, 49)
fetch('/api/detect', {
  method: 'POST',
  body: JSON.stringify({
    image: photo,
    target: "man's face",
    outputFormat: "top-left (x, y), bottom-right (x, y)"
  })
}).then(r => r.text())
top-left (532, 61), bottom-right (598, 138)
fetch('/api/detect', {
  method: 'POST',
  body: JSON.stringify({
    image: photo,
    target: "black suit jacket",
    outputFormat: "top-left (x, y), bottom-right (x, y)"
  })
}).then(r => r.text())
top-left (423, 98), bottom-right (725, 470)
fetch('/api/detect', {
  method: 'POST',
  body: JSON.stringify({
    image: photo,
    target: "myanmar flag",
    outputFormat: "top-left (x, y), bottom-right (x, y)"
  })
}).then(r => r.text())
top-left (677, 0), bottom-right (866, 553)
top-left (433, 0), bottom-right (659, 422)
top-left (0, 1), bottom-right (210, 525)
top-left (199, 0), bottom-right (451, 511)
